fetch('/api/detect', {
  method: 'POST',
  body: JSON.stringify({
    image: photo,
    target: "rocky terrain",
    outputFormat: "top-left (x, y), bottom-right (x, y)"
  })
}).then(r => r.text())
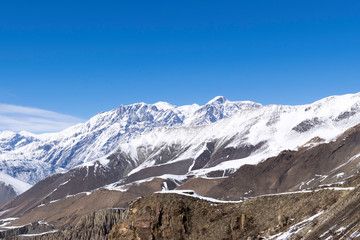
top-left (107, 189), bottom-right (347, 240)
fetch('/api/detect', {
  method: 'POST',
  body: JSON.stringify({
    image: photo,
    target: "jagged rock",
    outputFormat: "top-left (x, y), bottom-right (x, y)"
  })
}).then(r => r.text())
top-left (0, 182), bottom-right (17, 206)
top-left (27, 209), bottom-right (128, 240)
top-left (277, 214), bottom-right (289, 228)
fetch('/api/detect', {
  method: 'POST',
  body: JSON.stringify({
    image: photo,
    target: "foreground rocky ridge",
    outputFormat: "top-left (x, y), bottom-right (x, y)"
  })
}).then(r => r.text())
top-left (0, 186), bottom-right (355, 240)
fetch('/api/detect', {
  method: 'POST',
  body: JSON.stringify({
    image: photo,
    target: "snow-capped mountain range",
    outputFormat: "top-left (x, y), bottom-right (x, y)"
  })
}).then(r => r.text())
top-left (1, 93), bottom-right (360, 197)
top-left (0, 96), bottom-right (260, 192)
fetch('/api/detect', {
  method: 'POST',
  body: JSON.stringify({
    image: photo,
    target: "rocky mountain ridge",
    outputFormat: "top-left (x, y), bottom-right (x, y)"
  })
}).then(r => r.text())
top-left (0, 186), bottom-right (355, 240)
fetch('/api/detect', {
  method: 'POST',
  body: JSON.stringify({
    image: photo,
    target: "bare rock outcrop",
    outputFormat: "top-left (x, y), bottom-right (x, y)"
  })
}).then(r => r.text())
top-left (0, 182), bottom-right (17, 207)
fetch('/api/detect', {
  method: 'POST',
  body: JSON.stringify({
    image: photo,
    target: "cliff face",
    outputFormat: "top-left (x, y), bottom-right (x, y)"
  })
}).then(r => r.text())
top-left (109, 194), bottom-right (251, 240)
top-left (0, 221), bottom-right (55, 240)
top-left (2, 209), bottom-right (129, 240)
top-left (37, 209), bottom-right (128, 240)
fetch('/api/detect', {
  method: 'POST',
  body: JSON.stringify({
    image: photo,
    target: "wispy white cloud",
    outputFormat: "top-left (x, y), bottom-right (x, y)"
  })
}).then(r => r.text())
top-left (0, 104), bottom-right (84, 133)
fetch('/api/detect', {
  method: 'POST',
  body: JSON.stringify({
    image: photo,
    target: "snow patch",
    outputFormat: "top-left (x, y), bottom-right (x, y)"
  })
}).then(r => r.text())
top-left (0, 218), bottom-right (18, 227)
top-left (0, 172), bottom-right (32, 194)
top-left (268, 211), bottom-right (324, 239)
top-left (18, 230), bottom-right (58, 237)
top-left (156, 190), bottom-right (243, 203)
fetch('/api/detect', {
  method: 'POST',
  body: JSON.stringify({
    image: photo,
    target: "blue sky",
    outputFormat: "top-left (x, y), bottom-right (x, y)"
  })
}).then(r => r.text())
top-left (1, 1), bottom-right (360, 132)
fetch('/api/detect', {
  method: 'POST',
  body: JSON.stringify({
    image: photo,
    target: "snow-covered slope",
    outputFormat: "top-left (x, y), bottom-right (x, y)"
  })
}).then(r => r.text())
top-left (0, 172), bottom-right (31, 206)
top-left (0, 97), bottom-right (260, 189)
top-left (0, 173), bottom-right (31, 194)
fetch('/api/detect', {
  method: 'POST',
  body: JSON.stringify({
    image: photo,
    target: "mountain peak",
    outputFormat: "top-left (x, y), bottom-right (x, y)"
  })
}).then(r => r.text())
top-left (207, 96), bottom-right (228, 105)
top-left (153, 101), bottom-right (175, 111)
